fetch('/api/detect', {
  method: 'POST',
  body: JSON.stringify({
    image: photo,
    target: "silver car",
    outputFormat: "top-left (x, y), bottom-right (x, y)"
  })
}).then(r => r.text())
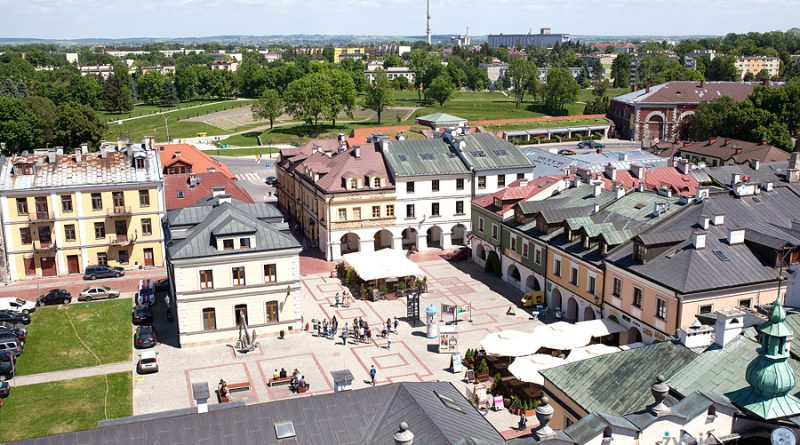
top-left (78, 286), bottom-right (120, 302)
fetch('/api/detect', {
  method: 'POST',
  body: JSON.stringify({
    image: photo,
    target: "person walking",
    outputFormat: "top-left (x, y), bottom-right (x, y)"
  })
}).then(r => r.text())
top-left (393, 316), bottom-right (399, 333)
top-left (342, 326), bottom-right (348, 345)
top-left (386, 331), bottom-right (393, 350)
top-left (369, 365), bottom-right (377, 386)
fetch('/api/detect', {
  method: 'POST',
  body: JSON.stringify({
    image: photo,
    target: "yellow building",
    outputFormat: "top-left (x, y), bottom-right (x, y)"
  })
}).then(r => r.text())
top-left (0, 145), bottom-right (166, 281)
top-left (735, 56), bottom-right (780, 80)
top-left (333, 47), bottom-right (366, 63)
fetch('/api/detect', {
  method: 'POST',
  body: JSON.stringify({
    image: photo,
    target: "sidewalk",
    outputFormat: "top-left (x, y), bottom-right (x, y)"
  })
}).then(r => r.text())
top-left (9, 361), bottom-right (131, 387)
top-left (0, 268), bottom-right (167, 301)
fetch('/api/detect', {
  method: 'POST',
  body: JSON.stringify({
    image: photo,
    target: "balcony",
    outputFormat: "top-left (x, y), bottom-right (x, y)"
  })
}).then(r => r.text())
top-left (108, 232), bottom-right (137, 246)
top-left (28, 211), bottom-right (54, 223)
top-left (33, 240), bottom-right (57, 251)
top-left (107, 206), bottom-right (132, 217)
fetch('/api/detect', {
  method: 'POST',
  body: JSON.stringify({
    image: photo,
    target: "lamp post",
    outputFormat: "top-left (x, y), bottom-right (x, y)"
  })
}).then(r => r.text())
top-left (164, 117), bottom-right (171, 143)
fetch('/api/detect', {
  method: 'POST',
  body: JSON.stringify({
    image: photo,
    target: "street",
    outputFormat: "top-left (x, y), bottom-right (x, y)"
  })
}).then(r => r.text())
top-left (213, 154), bottom-right (278, 203)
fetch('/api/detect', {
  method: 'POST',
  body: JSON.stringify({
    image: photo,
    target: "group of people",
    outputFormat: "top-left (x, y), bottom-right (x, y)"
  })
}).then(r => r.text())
top-left (333, 290), bottom-right (352, 308)
top-left (309, 316), bottom-right (400, 349)
top-left (311, 316), bottom-right (339, 339)
top-left (271, 368), bottom-right (307, 392)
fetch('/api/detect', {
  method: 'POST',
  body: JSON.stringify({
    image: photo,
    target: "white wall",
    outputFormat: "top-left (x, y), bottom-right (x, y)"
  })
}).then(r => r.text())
top-left (474, 169), bottom-right (535, 196)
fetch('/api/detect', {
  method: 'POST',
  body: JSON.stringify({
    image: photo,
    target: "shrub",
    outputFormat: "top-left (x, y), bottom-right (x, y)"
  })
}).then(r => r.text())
top-left (478, 358), bottom-right (489, 375)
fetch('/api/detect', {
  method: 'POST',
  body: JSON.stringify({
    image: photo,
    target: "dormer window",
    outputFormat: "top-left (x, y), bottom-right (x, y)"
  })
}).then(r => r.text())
top-left (494, 198), bottom-right (502, 208)
top-left (350, 178), bottom-right (358, 190)
top-left (223, 239), bottom-right (234, 250)
top-left (13, 162), bottom-right (34, 175)
top-left (373, 177), bottom-right (381, 188)
top-left (240, 238), bottom-right (251, 248)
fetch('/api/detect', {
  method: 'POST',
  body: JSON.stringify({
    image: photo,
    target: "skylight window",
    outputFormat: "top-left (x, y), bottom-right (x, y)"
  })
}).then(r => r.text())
top-left (471, 151), bottom-right (487, 158)
top-left (274, 421), bottom-right (296, 439)
top-left (398, 154), bottom-right (409, 162)
top-left (713, 250), bottom-right (731, 262)
top-left (495, 149), bottom-right (508, 156)
top-left (419, 153), bottom-right (435, 161)
top-left (435, 391), bottom-right (466, 414)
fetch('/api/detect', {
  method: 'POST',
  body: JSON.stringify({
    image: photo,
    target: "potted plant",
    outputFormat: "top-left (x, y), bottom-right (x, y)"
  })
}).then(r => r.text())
top-left (490, 373), bottom-right (503, 395)
top-left (503, 397), bottom-right (511, 408)
top-left (476, 358), bottom-right (490, 382)
top-left (524, 400), bottom-right (536, 417)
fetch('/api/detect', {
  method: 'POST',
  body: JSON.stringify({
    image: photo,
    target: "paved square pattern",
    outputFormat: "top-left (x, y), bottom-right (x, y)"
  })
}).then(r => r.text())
top-left (132, 256), bottom-right (542, 435)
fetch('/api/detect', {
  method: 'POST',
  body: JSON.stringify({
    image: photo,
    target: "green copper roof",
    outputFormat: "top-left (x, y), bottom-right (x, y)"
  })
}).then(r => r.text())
top-left (760, 298), bottom-right (793, 337)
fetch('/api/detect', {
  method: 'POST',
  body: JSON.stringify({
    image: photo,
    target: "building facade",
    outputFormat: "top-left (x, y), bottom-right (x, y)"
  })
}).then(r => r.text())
top-left (488, 29), bottom-right (570, 49)
top-left (0, 145), bottom-right (166, 281)
top-left (736, 56), bottom-right (780, 80)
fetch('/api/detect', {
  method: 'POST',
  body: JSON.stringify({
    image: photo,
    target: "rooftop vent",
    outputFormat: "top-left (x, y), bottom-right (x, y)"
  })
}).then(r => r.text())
top-left (728, 228), bottom-right (745, 245)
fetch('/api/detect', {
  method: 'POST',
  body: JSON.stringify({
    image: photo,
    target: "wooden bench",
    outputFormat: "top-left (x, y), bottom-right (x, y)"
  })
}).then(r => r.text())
top-left (227, 382), bottom-right (251, 393)
top-left (296, 384), bottom-right (310, 394)
top-left (268, 377), bottom-right (291, 387)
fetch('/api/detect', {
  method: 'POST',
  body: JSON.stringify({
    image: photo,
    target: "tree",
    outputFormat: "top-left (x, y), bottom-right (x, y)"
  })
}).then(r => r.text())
top-left (160, 79), bottom-right (178, 107)
top-left (251, 89), bottom-right (283, 130)
top-left (757, 68), bottom-right (771, 81)
top-left (508, 59), bottom-right (538, 109)
top-left (323, 69), bottom-right (356, 126)
top-left (591, 58), bottom-right (605, 80)
top-left (137, 71), bottom-right (165, 105)
top-left (425, 74), bottom-right (455, 106)
top-left (543, 68), bottom-right (580, 115)
top-left (284, 73), bottom-right (333, 126)
top-left (364, 70), bottom-right (392, 124)
top-left (174, 65), bottom-right (199, 101)
top-left (705, 55), bottom-right (739, 81)
top-left (611, 53), bottom-right (632, 88)
top-left (322, 46), bottom-right (335, 64)
top-left (24, 96), bottom-right (57, 145)
top-left (392, 76), bottom-right (410, 91)
top-left (743, 72), bottom-right (756, 82)
top-left (0, 97), bottom-right (42, 152)
top-left (53, 102), bottom-right (106, 149)
top-left (584, 80), bottom-right (611, 114)
top-left (102, 73), bottom-right (133, 113)
top-left (687, 96), bottom-right (792, 150)
top-left (383, 55), bottom-right (403, 68)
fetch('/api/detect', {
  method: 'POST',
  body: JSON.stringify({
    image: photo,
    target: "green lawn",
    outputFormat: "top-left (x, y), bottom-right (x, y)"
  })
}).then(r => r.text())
top-left (14, 298), bottom-right (132, 376)
top-left (482, 117), bottom-right (610, 133)
top-left (392, 91), bottom-right (547, 122)
top-left (97, 99), bottom-right (223, 122)
top-left (0, 372), bottom-right (132, 442)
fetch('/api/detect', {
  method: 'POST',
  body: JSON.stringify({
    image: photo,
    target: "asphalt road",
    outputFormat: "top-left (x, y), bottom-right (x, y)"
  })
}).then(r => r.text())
top-left (213, 154), bottom-right (278, 203)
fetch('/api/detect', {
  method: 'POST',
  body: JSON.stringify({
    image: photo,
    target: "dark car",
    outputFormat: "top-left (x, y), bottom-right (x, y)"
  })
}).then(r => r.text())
top-left (0, 323), bottom-right (26, 344)
top-left (0, 350), bottom-right (14, 382)
top-left (0, 330), bottom-right (22, 348)
top-left (577, 140), bottom-right (604, 149)
top-left (83, 265), bottom-right (125, 280)
top-left (0, 311), bottom-right (30, 326)
top-left (557, 149), bottom-right (577, 156)
top-left (132, 305), bottom-right (153, 325)
top-left (134, 325), bottom-right (157, 349)
top-left (265, 176), bottom-right (278, 186)
top-left (446, 246), bottom-right (472, 262)
top-left (36, 289), bottom-right (72, 306)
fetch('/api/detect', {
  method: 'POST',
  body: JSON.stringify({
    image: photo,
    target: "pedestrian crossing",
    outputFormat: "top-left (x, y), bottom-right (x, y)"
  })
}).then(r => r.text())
top-left (236, 172), bottom-right (263, 184)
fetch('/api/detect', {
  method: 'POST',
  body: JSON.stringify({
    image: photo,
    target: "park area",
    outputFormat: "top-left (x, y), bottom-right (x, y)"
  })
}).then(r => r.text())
top-left (14, 298), bottom-right (132, 376)
top-left (0, 372), bottom-right (132, 442)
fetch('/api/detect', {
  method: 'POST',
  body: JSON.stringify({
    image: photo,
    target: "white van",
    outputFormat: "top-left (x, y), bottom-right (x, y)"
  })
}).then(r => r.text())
top-left (0, 298), bottom-right (36, 315)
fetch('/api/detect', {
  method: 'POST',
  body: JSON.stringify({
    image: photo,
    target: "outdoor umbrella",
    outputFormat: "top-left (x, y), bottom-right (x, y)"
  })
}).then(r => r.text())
top-left (508, 354), bottom-right (567, 385)
top-left (479, 330), bottom-right (540, 358)
top-left (533, 321), bottom-right (592, 351)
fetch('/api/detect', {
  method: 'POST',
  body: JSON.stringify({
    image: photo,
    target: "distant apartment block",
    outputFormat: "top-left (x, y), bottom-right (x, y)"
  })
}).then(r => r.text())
top-left (488, 28), bottom-right (570, 49)
top-left (735, 56), bottom-right (780, 80)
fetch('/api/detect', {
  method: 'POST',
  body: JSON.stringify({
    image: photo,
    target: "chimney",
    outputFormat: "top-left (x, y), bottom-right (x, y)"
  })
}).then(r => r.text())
top-left (100, 146), bottom-right (107, 159)
top-left (731, 173), bottom-right (741, 185)
top-left (630, 84), bottom-right (636, 92)
top-left (605, 163), bottom-right (617, 181)
top-left (676, 159), bottom-right (690, 174)
top-left (394, 422), bottom-right (414, 445)
top-left (382, 140), bottom-right (389, 152)
top-left (593, 203), bottom-right (600, 214)
top-left (763, 78), bottom-right (770, 87)
top-left (534, 396), bottom-right (556, 441)
top-left (649, 375), bottom-right (671, 415)
top-left (337, 133), bottom-right (346, 144)
top-left (637, 182), bottom-right (645, 192)
top-left (519, 179), bottom-right (528, 187)
top-left (354, 147), bottom-right (361, 158)
top-left (692, 231), bottom-right (706, 250)
top-left (762, 182), bottom-right (774, 192)
top-left (727, 228), bottom-right (745, 245)
top-left (192, 382), bottom-right (210, 414)
top-left (723, 138), bottom-right (731, 146)
top-left (699, 79), bottom-right (704, 88)
top-left (593, 183), bottom-right (602, 197)
top-left (712, 214), bottom-right (725, 226)
top-left (613, 182), bottom-right (625, 199)
top-left (631, 164), bottom-right (645, 179)
top-left (75, 149), bottom-right (83, 163)
top-left (211, 186), bottom-right (225, 198)
top-left (792, 220), bottom-right (800, 232)
top-left (47, 150), bottom-right (56, 164)
top-left (750, 159), bottom-right (760, 170)
top-left (734, 146), bottom-right (743, 155)
top-left (698, 215), bottom-right (710, 230)
top-left (80, 144), bottom-right (89, 155)
top-left (645, 83), bottom-right (650, 93)
top-left (678, 320), bottom-right (713, 348)
top-left (714, 309), bottom-right (744, 348)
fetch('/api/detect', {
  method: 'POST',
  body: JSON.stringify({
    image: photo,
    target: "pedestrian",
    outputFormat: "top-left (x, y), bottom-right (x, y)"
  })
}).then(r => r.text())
top-left (369, 365), bottom-right (377, 386)
top-left (386, 331), bottom-right (393, 350)
top-left (366, 326), bottom-right (372, 343)
top-left (332, 316), bottom-right (338, 332)
top-left (393, 316), bottom-right (399, 333)
top-left (342, 326), bottom-right (348, 345)
top-left (334, 293), bottom-right (340, 307)
top-left (358, 325), bottom-right (365, 343)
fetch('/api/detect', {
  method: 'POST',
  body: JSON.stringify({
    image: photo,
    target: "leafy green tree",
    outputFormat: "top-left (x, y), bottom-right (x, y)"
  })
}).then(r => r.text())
top-left (383, 55), bottom-right (403, 68)
top-left (237, 57), bottom-right (267, 98)
top-left (136, 71), bottom-right (165, 105)
top-left (591, 58), bottom-right (605, 80)
top-left (364, 70), bottom-right (392, 124)
top-left (322, 46), bottom-right (335, 64)
top-left (543, 68), bottom-right (580, 115)
top-left (284, 72), bottom-right (333, 126)
top-left (102, 73), bottom-right (133, 113)
top-left (0, 96), bottom-right (42, 152)
top-left (757, 69), bottom-right (771, 81)
top-left (425, 74), bottom-right (455, 106)
top-left (611, 53), bottom-right (632, 88)
top-left (160, 78), bottom-right (179, 107)
top-left (705, 56), bottom-right (739, 81)
top-left (688, 96), bottom-right (792, 150)
top-left (743, 72), bottom-right (756, 82)
top-left (0, 78), bottom-right (20, 98)
top-left (24, 96), bottom-right (57, 145)
top-left (251, 89), bottom-right (283, 130)
top-left (392, 76), bottom-right (410, 91)
top-left (323, 69), bottom-right (356, 126)
top-left (53, 102), bottom-right (106, 149)
top-left (174, 65), bottom-right (199, 101)
top-left (508, 59), bottom-right (538, 109)
top-left (465, 65), bottom-right (489, 91)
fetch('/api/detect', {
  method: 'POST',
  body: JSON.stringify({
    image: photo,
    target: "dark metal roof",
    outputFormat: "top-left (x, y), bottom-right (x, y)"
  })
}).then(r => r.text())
top-left (384, 139), bottom-right (471, 177)
top-left (455, 133), bottom-right (534, 171)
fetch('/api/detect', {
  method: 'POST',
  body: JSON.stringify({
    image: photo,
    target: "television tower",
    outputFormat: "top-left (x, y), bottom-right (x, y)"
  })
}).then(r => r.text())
top-left (426, 0), bottom-right (432, 45)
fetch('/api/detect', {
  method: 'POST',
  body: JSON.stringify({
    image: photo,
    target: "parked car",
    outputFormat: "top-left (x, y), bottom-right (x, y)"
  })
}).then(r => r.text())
top-left (265, 176), bottom-right (278, 186)
top-left (0, 380), bottom-right (9, 397)
top-left (0, 311), bottom-right (30, 325)
top-left (132, 305), bottom-right (153, 325)
top-left (557, 149), bottom-right (577, 156)
top-left (136, 284), bottom-right (155, 306)
top-left (0, 351), bottom-right (14, 382)
top-left (134, 325), bottom-right (157, 349)
top-left (446, 246), bottom-right (472, 262)
top-left (0, 338), bottom-right (21, 357)
top-left (137, 351), bottom-right (159, 374)
top-left (0, 330), bottom-right (22, 348)
top-left (0, 324), bottom-right (26, 344)
top-left (83, 265), bottom-right (125, 280)
top-left (36, 289), bottom-right (72, 306)
top-left (78, 286), bottom-right (120, 302)
top-left (0, 298), bottom-right (36, 315)
top-left (577, 140), bottom-right (604, 149)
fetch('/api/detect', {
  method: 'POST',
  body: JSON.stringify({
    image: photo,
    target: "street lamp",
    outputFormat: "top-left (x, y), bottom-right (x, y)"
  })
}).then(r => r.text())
top-left (164, 117), bottom-right (171, 143)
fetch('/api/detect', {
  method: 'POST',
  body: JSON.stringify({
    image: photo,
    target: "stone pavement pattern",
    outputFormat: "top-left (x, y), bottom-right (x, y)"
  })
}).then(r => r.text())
top-left (132, 256), bottom-right (542, 435)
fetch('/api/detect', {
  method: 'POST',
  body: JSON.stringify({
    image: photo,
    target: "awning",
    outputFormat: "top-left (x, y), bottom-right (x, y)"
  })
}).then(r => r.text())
top-left (342, 249), bottom-right (424, 281)
top-left (566, 344), bottom-right (621, 362)
top-left (480, 330), bottom-right (539, 358)
top-left (508, 354), bottom-right (568, 385)
top-left (576, 319), bottom-right (626, 338)
top-left (532, 322), bottom-right (592, 351)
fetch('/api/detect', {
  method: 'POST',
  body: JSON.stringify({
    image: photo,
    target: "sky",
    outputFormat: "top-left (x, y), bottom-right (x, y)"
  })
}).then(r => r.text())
top-left (1, 0), bottom-right (799, 40)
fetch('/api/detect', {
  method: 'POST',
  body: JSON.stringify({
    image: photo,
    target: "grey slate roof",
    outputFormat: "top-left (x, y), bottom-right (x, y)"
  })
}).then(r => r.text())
top-left (10, 382), bottom-right (504, 445)
top-left (167, 201), bottom-right (285, 227)
top-left (455, 133), bottom-right (534, 171)
top-left (625, 391), bottom-right (735, 430)
top-left (523, 148), bottom-right (668, 178)
top-left (704, 161), bottom-right (790, 186)
top-left (167, 202), bottom-right (300, 260)
top-left (384, 139), bottom-right (470, 177)
top-left (541, 340), bottom-right (698, 416)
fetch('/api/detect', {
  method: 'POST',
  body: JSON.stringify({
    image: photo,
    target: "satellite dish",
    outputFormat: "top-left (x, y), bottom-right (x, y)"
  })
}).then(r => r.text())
top-left (772, 427), bottom-right (797, 445)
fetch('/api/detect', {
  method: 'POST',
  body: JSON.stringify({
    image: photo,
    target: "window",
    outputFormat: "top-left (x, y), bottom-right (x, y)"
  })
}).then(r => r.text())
top-left (94, 222), bottom-right (105, 239)
top-left (612, 278), bottom-right (622, 297)
top-left (517, 173), bottom-right (525, 180)
top-left (119, 250), bottom-right (129, 264)
top-left (338, 208), bottom-right (347, 221)
top-left (112, 191), bottom-right (125, 208)
top-left (739, 298), bottom-right (752, 309)
top-left (407, 181), bottom-right (415, 193)
top-left (588, 275), bottom-right (596, 295)
top-left (699, 304), bottom-right (713, 314)
top-left (352, 207), bottom-right (361, 220)
top-left (478, 218), bottom-right (484, 232)
top-left (491, 224), bottom-right (498, 239)
top-left (202, 308), bottom-right (216, 330)
top-left (372, 206), bottom-right (381, 218)
top-left (373, 177), bottom-right (381, 188)
top-left (456, 178), bottom-right (465, 190)
top-left (407, 204), bottom-right (415, 218)
top-left (240, 237), bottom-right (251, 248)
top-left (97, 252), bottom-right (108, 266)
top-left (633, 287), bottom-right (643, 308)
top-left (16, 198), bottom-right (28, 215)
top-left (656, 298), bottom-right (667, 320)
top-left (386, 205), bottom-right (394, 217)
top-left (200, 270), bottom-right (214, 289)
top-left (534, 248), bottom-right (542, 264)
top-left (19, 227), bottom-right (31, 244)
top-left (497, 175), bottom-right (505, 187)
top-left (232, 266), bottom-right (246, 286)
top-left (264, 264), bottom-right (277, 282)
top-left (234, 304), bottom-right (248, 326)
top-left (432, 180), bottom-right (440, 192)
top-left (511, 236), bottom-right (517, 251)
top-left (431, 202), bottom-right (440, 216)
top-left (64, 224), bottom-right (76, 242)
top-left (477, 176), bottom-right (486, 189)
top-left (135, 158), bottom-right (145, 169)
top-left (177, 190), bottom-right (184, 199)
top-left (139, 190), bottom-right (150, 207)
top-left (455, 200), bottom-right (464, 214)
top-left (265, 301), bottom-right (279, 323)
top-left (350, 178), bottom-right (358, 189)
top-left (141, 218), bottom-right (152, 236)
top-left (61, 195), bottom-right (73, 212)
top-left (554, 258), bottom-right (562, 277)
top-left (570, 267), bottom-right (578, 285)
top-left (523, 242), bottom-right (529, 258)
top-left (91, 193), bottom-right (102, 210)
top-left (223, 239), bottom-right (234, 250)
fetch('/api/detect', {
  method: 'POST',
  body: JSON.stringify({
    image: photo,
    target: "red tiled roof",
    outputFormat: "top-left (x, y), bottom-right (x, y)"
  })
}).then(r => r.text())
top-left (473, 176), bottom-right (564, 215)
top-left (157, 143), bottom-right (235, 179)
top-left (636, 81), bottom-right (755, 104)
top-left (657, 138), bottom-right (790, 165)
top-left (164, 172), bottom-right (254, 210)
top-left (641, 167), bottom-right (701, 196)
top-left (346, 125), bottom-right (412, 147)
top-left (294, 143), bottom-right (395, 194)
